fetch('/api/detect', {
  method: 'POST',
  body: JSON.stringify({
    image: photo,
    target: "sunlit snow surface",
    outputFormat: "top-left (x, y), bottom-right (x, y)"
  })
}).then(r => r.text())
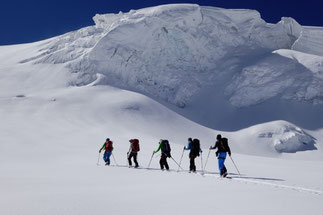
top-left (0, 4), bottom-right (323, 215)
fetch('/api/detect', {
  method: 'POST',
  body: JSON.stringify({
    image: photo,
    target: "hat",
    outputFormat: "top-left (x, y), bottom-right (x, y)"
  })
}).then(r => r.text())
top-left (106, 138), bottom-right (110, 141)
top-left (216, 134), bottom-right (222, 140)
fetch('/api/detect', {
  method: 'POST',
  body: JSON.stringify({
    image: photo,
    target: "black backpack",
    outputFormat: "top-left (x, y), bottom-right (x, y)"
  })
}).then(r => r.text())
top-left (161, 140), bottom-right (171, 157)
top-left (192, 139), bottom-right (200, 156)
top-left (220, 138), bottom-right (229, 152)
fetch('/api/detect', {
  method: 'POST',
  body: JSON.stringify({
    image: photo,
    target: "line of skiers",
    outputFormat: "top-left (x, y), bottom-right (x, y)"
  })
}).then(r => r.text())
top-left (98, 134), bottom-right (231, 177)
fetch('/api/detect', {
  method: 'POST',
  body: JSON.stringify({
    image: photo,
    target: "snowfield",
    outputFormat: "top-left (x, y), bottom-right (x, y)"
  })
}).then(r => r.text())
top-left (1, 4), bottom-right (323, 215)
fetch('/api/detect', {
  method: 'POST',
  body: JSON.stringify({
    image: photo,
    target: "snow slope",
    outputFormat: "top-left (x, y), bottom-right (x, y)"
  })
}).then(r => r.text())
top-left (1, 4), bottom-right (323, 215)
top-left (0, 83), bottom-right (322, 215)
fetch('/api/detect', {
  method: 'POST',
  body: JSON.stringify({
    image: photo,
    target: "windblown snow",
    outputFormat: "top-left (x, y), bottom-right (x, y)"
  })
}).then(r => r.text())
top-left (0, 4), bottom-right (323, 215)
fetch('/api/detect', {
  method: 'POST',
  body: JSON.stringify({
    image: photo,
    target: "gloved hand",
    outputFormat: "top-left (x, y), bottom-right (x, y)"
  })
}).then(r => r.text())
top-left (183, 146), bottom-right (186, 150)
top-left (99, 150), bottom-right (102, 153)
top-left (229, 153), bottom-right (231, 157)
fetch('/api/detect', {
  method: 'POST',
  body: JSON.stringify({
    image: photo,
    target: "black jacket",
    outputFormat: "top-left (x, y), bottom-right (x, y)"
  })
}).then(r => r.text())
top-left (211, 138), bottom-right (231, 155)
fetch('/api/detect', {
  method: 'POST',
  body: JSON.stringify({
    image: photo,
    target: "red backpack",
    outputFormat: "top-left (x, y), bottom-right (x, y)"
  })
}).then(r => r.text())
top-left (131, 139), bottom-right (140, 152)
top-left (105, 141), bottom-right (113, 151)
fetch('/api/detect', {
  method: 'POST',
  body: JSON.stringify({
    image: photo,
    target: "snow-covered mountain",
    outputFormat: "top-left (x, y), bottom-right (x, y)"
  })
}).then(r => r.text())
top-left (1, 3), bottom-right (322, 154)
top-left (14, 4), bottom-right (323, 131)
top-left (1, 4), bottom-right (323, 215)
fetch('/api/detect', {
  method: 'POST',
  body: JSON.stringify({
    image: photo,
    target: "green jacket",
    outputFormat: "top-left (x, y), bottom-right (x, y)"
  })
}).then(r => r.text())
top-left (154, 141), bottom-right (162, 154)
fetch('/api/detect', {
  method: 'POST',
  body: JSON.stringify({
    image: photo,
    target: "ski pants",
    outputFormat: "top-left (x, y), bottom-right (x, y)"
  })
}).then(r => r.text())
top-left (103, 151), bottom-right (112, 164)
top-left (217, 152), bottom-right (227, 175)
top-left (160, 153), bottom-right (169, 170)
top-left (189, 152), bottom-right (197, 172)
top-left (128, 152), bottom-right (138, 167)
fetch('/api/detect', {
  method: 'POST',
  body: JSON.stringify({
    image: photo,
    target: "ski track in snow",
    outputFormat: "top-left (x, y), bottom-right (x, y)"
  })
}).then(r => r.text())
top-left (229, 177), bottom-right (323, 195)
top-left (97, 164), bottom-right (322, 195)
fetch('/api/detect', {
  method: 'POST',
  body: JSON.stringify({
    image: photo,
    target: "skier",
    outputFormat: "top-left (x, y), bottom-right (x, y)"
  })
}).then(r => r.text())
top-left (127, 139), bottom-right (140, 168)
top-left (99, 138), bottom-right (114, 165)
top-left (210, 134), bottom-right (231, 177)
top-left (154, 139), bottom-right (171, 170)
top-left (184, 138), bottom-right (202, 172)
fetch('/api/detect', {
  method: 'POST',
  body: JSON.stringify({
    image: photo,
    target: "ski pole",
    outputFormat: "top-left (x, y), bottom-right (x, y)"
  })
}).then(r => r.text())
top-left (177, 147), bottom-right (185, 172)
top-left (229, 156), bottom-right (241, 177)
top-left (111, 152), bottom-right (119, 166)
top-left (204, 149), bottom-right (211, 171)
top-left (147, 151), bottom-right (154, 169)
top-left (97, 152), bottom-right (101, 166)
top-left (170, 156), bottom-right (184, 171)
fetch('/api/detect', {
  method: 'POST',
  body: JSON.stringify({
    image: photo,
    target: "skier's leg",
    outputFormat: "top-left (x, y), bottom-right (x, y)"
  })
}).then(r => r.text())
top-left (103, 151), bottom-right (108, 162)
top-left (189, 157), bottom-right (194, 171)
top-left (223, 162), bottom-right (227, 173)
top-left (160, 154), bottom-right (168, 170)
top-left (159, 157), bottom-right (164, 170)
top-left (128, 153), bottom-right (133, 166)
top-left (133, 152), bottom-right (139, 167)
top-left (106, 151), bottom-right (112, 165)
top-left (218, 158), bottom-right (224, 175)
top-left (189, 152), bottom-right (193, 171)
top-left (222, 158), bottom-right (227, 176)
top-left (165, 159), bottom-right (169, 170)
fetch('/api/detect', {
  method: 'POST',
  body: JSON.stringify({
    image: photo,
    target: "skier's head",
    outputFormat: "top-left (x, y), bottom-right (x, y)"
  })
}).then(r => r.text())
top-left (216, 134), bottom-right (222, 140)
top-left (106, 138), bottom-right (110, 141)
top-left (129, 139), bottom-right (133, 143)
top-left (188, 137), bottom-right (193, 142)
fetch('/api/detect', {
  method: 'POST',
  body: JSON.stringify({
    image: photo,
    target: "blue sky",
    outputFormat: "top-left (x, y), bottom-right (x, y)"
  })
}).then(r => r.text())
top-left (1, 0), bottom-right (322, 45)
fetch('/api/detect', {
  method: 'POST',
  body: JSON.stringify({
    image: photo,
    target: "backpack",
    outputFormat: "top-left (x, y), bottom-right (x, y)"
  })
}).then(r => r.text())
top-left (192, 139), bottom-right (200, 156)
top-left (132, 139), bottom-right (140, 152)
top-left (220, 138), bottom-right (229, 152)
top-left (105, 141), bottom-right (113, 151)
top-left (161, 140), bottom-right (171, 157)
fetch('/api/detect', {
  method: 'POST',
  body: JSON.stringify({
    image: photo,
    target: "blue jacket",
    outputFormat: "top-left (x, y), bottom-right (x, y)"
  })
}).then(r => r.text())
top-left (184, 141), bottom-right (192, 150)
top-left (185, 141), bottom-right (202, 153)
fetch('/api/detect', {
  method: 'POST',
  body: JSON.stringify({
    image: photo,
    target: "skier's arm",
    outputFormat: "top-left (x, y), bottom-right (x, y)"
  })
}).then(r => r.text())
top-left (227, 145), bottom-right (231, 156)
top-left (184, 142), bottom-right (191, 150)
top-left (99, 143), bottom-right (106, 152)
top-left (154, 143), bottom-right (161, 153)
top-left (210, 142), bottom-right (217, 150)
